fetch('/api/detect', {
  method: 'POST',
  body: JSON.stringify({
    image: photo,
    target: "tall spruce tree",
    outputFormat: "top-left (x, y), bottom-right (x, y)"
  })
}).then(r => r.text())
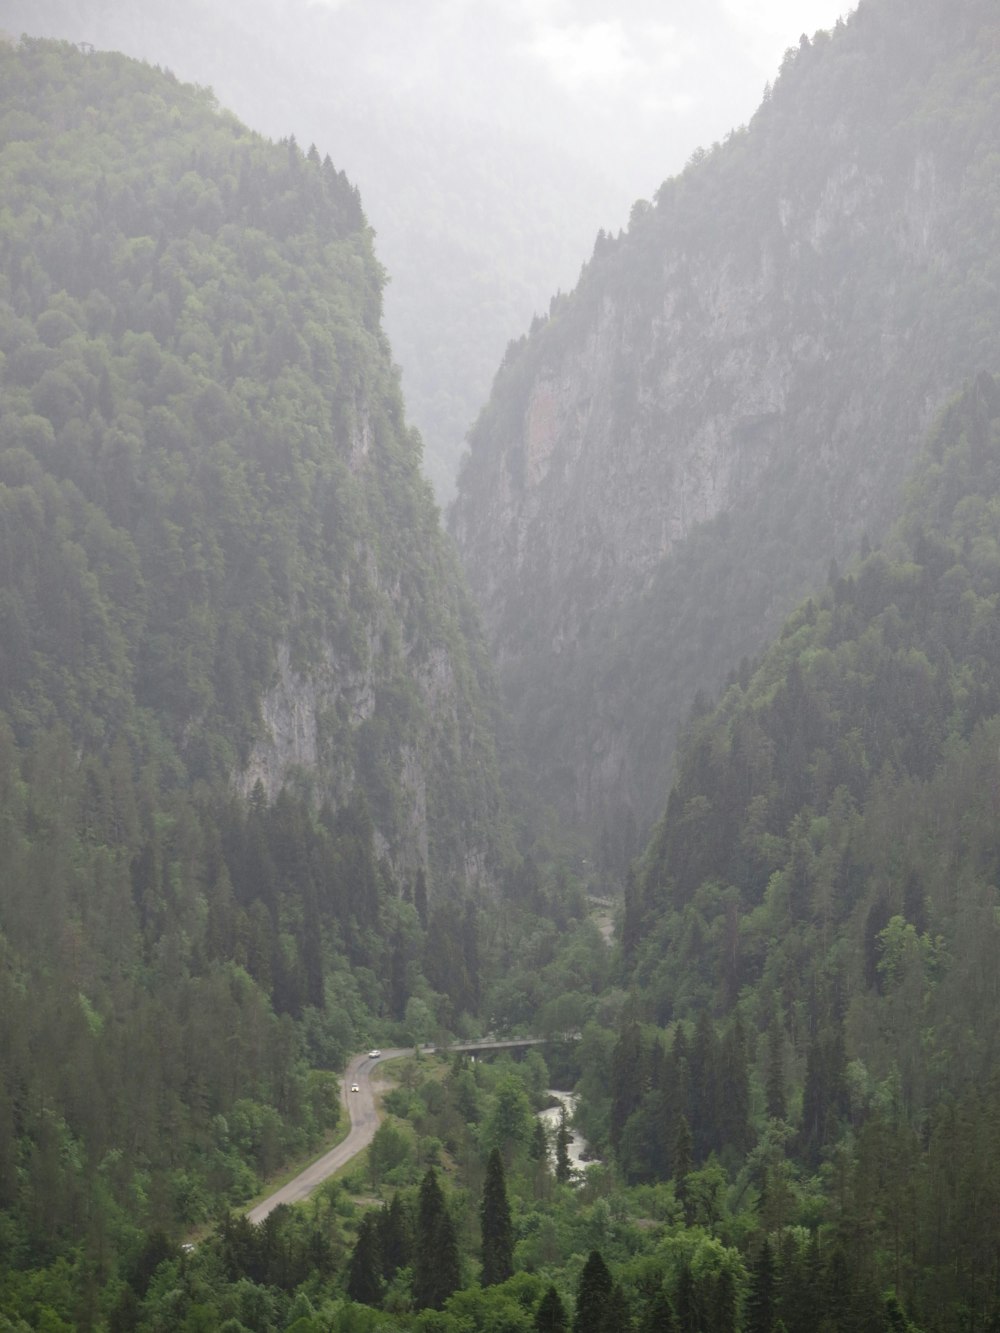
top-left (378, 1194), bottom-right (411, 1281)
top-left (480, 1147), bottom-right (514, 1286)
top-left (744, 1238), bottom-right (777, 1333)
top-left (640, 1287), bottom-right (678, 1333)
top-left (555, 1108), bottom-right (573, 1184)
top-left (346, 1212), bottom-right (383, 1307)
top-left (535, 1284), bottom-right (569, 1333)
top-left (413, 1168), bottom-right (461, 1311)
top-left (572, 1249), bottom-right (614, 1333)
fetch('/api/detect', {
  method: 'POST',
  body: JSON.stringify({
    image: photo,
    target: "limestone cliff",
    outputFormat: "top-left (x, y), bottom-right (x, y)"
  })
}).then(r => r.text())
top-left (451, 0), bottom-right (1000, 854)
top-left (0, 41), bottom-right (509, 894)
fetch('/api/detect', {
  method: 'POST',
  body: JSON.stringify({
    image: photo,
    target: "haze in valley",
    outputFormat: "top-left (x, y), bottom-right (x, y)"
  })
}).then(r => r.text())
top-left (0, 0), bottom-right (851, 498)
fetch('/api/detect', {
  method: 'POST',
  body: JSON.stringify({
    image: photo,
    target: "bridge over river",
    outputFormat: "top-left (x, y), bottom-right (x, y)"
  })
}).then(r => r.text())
top-left (247, 1036), bottom-right (568, 1223)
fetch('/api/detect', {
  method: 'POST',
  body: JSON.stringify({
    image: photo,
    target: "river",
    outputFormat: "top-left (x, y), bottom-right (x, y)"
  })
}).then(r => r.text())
top-left (538, 1089), bottom-right (595, 1173)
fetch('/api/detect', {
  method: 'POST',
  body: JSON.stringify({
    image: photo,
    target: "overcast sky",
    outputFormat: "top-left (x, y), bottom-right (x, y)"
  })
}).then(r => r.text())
top-left (288, 0), bottom-right (856, 204)
top-left (1, 0), bottom-right (855, 207)
top-left (0, 0), bottom-right (858, 491)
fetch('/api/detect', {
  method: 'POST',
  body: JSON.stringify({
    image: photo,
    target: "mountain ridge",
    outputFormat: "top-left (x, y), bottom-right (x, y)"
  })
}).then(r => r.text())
top-left (451, 0), bottom-right (1000, 854)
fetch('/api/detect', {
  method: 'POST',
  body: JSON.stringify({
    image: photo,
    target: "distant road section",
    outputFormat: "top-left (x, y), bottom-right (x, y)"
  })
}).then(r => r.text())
top-left (246, 1047), bottom-right (408, 1224)
top-left (246, 1037), bottom-right (557, 1223)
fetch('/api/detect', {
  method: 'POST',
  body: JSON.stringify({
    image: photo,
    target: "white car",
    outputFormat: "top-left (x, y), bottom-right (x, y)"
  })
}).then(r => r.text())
top-left (350, 1082), bottom-right (360, 1093)
top-left (368, 1048), bottom-right (381, 1058)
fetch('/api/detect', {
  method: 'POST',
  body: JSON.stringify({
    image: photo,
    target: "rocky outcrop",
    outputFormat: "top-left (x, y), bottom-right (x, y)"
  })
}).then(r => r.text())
top-left (451, 0), bottom-right (1000, 850)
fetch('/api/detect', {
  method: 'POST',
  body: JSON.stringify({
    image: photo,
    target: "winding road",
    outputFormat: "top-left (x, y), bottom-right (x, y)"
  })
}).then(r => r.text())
top-left (246, 1046), bottom-right (408, 1224)
top-left (246, 1037), bottom-right (554, 1223)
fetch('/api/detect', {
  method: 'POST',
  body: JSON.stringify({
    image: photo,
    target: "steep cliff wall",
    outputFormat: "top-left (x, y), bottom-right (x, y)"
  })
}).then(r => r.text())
top-left (451, 0), bottom-right (1000, 851)
top-left (0, 40), bottom-right (509, 893)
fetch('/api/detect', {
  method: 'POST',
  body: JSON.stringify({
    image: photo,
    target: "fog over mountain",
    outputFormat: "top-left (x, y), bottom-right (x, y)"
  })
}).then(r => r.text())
top-left (0, 0), bottom-right (849, 498)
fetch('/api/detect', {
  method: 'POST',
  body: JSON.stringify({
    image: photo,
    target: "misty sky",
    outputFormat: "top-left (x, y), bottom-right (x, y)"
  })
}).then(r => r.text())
top-left (2, 0), bottom-right (853, 206)
top-left (0, 0), bottom-right (856, 492)
top-left (293, 0), bottom-right (854, 201)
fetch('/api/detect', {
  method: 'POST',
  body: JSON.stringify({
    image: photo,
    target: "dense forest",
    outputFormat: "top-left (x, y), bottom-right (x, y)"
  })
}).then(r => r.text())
top-left (0, 36), bottom-right (536, 1326)
top-left (0, 0), bottom-right (632, 502)
top-left (6, 11), bottom-right (1000, 1333)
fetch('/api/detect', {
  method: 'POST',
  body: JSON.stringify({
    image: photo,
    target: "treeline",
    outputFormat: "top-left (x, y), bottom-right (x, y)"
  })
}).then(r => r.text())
top-left (589, 373), bottom-right (1000, 1327)
top-left (0, 36), bottom-right (508, 880)
top-left (0, 32), bottom-right (526, 1309)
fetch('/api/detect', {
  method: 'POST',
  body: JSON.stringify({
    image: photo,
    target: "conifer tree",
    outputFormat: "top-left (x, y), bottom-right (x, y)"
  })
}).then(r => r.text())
top-left (674, 1116), bottom-right (693, 1219)
top-left (535, 1284), bottom-right (569, 1332)
top-left (640, 1286), bottom-right (678, 1333)
top-left (572, 1249), bottom-right (613, 1333)
top-left (765, 1021), bottom-right (787, 1122)
top-left (674, 1263), bottom-right (698, 1333)
top-left (413, 1168), bottom-right (461, 1311)
top-left (556, 1108), bottom-right (573, 1184)
top-left (717, 1014), bottom-right (751, 1154)
top-left (530, 1118), bottom-right (549, 1162)
top-left (378, 1194), bottom-right (411, 1280)
top-left (708, 1267), bottom-right (737, 1333)
top-left (744, 1238), bottom-right (777, 1333)
top-left (610, 1015), bottom-right (644, 1154)
top-left (480, 1147), bottom-right (514, 1287)
top-left (346, 1212), bottom-right (382, 1307)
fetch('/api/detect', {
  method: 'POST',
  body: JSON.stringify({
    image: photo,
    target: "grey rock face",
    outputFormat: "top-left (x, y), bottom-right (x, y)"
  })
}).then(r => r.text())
top-left (452, 0), bottom-right (1000, 848)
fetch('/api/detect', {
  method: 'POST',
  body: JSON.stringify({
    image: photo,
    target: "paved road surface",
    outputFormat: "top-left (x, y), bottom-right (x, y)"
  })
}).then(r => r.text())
top-left (246, 1037), bottom-right (555, 1223)
top-left (246, 1047), bottom-right (408, 1224)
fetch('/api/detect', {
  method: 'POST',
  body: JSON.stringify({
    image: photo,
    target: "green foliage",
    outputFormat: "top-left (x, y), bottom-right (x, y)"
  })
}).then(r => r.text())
top-left (611, 374), bottom-right (1000, 1325)
top-left (413, 1169), bottom-right (461, 1311)
top-left (480, 1148), bottom-right (514, 1287)
top-left (0, 34), bottom-right (518, 1312)
top-left (0, 36), bottom-right (510, 888)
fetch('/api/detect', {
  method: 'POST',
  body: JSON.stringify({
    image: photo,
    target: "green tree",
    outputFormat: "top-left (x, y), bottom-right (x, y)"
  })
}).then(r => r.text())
top-left (640, 1287), bottom-right (678, 1333)
top-left (535, 1284), bottom-right (569, 1332)
top-left (378, 1194), bottom-right (411, 1280)
top-left (413, 1168), bottom-right (461, 1311)
top-left (480, 1147), bottom-right (514, 1287)
top-left (572, 1249), bottom-right (613, 1333)
top-left (346, 1212), bottom-right (383, 1307)
top-left (744, 1238), bottom-right (776, 1333)
top-left (555, 1109), bottom-right (573, 1184)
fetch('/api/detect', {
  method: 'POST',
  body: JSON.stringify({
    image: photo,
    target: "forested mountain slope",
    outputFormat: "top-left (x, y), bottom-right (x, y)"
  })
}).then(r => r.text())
top-left (0, 0), bottom-right (628, 502)
top-left (0, 36), bottom-right (507, 887)
top-left (452, 0), bottom-right (1000, 855)
top-left (0, 36), bottom-right (512, 1266)
top-left (603, 372), bottom-right (1000, 1325)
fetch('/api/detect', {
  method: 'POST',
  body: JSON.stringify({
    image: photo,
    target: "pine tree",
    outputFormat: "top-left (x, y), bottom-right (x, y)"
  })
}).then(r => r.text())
top-left (346, 1212), bottom-right (382, 1307)
top-left (413, 1168), bottom-right (461, 1310)
top-left (609, 1016), bottom-right (645, 1154)
top-left (536, 1284), bottom-right (569, 1332)
top-left (708, 1267), bottom-right (737, 1333)
top-left (640, 1287), bottom-right (678, 1333)
top-left (674, 1116), bottom-right (693, 1220)
top-left (481, 1147), bottom-right (514, 1287)
top-left (717, 1014), bottom-right (751, 1154)
top-left (556, 1108), bottom-right (573, 1184)
top-left (572, 1250), bottom-right (614, 1333)
top-left (744, 1238), bottom-right (777, 1333)
top-left (765, 1021), bottom-right (787, 1122)
top-left (530, 1118), bottom-right (549, 1162)
top-left (689, 1009), bottom-right (718, 1160)
top-left (378, 1194), bottom-right (411, 1280)
top-left (674, 1263), bottom-right (698, 1333)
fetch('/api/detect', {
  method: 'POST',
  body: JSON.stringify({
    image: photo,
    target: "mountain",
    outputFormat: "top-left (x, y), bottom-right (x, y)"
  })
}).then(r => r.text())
top-left (603, 371), bottom-right (1000, 1323)
top-left (451, 0), bottom-right (1000, 858)
top-left (0, 35), bottom-right (514, 1255)
top-left (0, 35), bottom-right (508, 889)
top-left (0, 0), bottom-right (631, 502)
